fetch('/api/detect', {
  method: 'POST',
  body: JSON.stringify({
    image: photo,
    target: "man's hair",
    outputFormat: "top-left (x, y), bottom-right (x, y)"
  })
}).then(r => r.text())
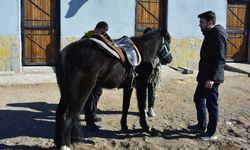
top-left (198, 11), bottom-right (216, 25)
top-left (95, 21), bottom-right (108, 30)
top-left (143, 27), bottom-right (153, 34)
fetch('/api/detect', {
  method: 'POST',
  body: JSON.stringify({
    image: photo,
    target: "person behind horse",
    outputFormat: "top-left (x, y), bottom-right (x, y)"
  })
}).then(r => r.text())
top-left (143, 27), bottom-right (161, 117)
top-left (81, 21), bottom-right (112, 129)
top-left (82, 21), bottom-right (112, 42)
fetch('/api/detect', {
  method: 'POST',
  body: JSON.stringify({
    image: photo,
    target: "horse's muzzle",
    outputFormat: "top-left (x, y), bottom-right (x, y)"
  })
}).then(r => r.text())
top-left (161, 54), bottom-right (172, 65)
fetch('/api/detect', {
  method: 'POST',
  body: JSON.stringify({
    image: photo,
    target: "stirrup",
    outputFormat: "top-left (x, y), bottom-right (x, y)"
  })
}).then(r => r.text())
top-left (130, 67), bottom-right (138, 88)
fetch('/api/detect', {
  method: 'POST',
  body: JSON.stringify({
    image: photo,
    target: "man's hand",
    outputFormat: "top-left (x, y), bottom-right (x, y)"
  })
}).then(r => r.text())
top-left (205, 80), bottom-right (214, 89)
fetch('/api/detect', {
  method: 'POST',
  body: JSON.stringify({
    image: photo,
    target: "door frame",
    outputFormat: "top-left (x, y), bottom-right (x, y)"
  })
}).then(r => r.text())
top-left (227, 0), bottom-right (250, 62)
top-left (161, 0), bottom-right (168, 29)
top-left (247, 1), bottom-right (250, 63)
top-left (21, 0), bottom-right (61, 66)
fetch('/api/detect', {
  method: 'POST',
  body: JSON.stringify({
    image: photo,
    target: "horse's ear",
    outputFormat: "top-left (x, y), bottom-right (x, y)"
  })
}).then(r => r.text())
top-left (161, 28), bottom-right (168, 35)
top-left (161, 28), bottom-right (171, 43)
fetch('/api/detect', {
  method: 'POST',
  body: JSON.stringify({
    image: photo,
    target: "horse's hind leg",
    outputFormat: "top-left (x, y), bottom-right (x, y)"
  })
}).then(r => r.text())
top-left (54, 97), bottom-right (66, 146)
top-left (55, 95), bottom-right (73, 150)
top-left (55, 77), bottom-right (96, 150)
top-left (71, 115), bottom-right (83, 142)
top-left (55, 102), bottom-right (84, 144)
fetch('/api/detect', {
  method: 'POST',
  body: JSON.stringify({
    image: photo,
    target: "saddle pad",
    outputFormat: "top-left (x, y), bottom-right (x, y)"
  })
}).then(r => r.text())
top-left (89, 38), bottom-right (121, 60)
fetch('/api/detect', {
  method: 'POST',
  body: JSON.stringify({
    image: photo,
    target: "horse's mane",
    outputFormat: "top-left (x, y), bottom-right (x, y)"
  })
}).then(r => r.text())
top-left (131, 28), bottom-right (171, 44)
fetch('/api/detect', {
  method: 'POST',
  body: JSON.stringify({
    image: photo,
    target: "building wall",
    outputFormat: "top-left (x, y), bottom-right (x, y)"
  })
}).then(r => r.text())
top-left (60, 0), bottom-right (136, 48)
top-left (0, 0), bottom-right (21, 72)
top-left (0, 0), bottom-right (242, 73)
top-left (168, 0), bottom-right (228, 69)
top-left (60, 0), bottom-right (229, 69)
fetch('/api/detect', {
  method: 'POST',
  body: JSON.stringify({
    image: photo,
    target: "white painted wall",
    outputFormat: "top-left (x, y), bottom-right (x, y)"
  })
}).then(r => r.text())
top-left (61, 0), bottom-right (136, 38)
top-left (168, 0), bottom-right (227, 38)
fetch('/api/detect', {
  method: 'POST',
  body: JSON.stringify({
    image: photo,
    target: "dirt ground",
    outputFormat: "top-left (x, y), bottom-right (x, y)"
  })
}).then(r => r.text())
top-left (0, 71), bottom-right (249, 150)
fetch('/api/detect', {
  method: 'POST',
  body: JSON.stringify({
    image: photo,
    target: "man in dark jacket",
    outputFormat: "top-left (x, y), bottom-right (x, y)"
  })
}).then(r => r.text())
top-left (188, 11), bottom-right (228, 141)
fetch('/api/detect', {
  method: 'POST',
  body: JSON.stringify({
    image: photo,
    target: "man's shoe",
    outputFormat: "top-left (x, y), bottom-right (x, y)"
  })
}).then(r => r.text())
top-left (199, 133), bottom-right (217, 141)
top-left (147, 107), bottom-right (156, 117)
top-left (93, 115), bottom-right (102, 122)
top-left (188, 124), bottom-right (206, 133)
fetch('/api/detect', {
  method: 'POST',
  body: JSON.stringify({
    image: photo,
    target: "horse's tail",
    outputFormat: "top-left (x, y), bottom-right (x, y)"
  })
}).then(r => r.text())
top-left (55, 49), bottom-right (66, 95)
top-left (54, 49), bottom-right (67, 146)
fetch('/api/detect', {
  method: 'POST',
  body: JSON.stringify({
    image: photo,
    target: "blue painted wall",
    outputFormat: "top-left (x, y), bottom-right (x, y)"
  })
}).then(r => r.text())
top-left (0, 0), bottom-right (20, 36)
top-left (61, 0), bottom-right (136, 39)
top-left (167, 0), bottom-right (228, 69)
top-left (0, 0), bottom-right (21, 72)
top-left (0, 0), bottom-right (235, 72)
top-left (168, 0), bottom-right (227, 38)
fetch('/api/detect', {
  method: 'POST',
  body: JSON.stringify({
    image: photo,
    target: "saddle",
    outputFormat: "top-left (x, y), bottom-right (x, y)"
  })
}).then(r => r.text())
top-left (89, 34), bottom-right (142, 87)
top-left (113, 36), bottom-right (141, 67)
top-left (90, 34), bottom-right (141, 67)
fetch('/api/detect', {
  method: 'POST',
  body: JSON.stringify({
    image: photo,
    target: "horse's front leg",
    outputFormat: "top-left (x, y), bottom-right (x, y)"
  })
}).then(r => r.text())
top-left (136, 81), bottom-right (150, 131)
top-left (121, 80), bottom-right (133, 131)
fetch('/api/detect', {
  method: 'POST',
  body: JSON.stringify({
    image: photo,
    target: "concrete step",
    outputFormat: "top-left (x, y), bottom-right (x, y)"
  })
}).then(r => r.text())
top-left (22, 66), bottom-right (55, 74)
top-left (0, 71), bottom-right (15, 76)
top-left (225, 63), bottom-right (250, 76)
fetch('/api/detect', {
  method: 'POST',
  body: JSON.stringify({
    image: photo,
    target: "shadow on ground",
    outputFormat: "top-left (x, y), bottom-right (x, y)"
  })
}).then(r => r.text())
top-left (0, 102), bottom-right (199, 149)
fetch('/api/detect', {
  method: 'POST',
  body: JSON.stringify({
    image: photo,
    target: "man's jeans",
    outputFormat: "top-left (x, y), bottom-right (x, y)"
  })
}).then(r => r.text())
top-left (194, 82), bottom-right (220, 136)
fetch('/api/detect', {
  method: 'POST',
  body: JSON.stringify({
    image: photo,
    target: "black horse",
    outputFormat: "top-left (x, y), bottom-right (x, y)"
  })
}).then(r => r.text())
top-left (54, 29), bottom-right (172, 150)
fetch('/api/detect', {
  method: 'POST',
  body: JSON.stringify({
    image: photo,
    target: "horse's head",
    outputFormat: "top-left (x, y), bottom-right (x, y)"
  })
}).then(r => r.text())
top-left (157, 28), bottom-right (172, 65)
top-left (131, 29), bottom-right (172, 65)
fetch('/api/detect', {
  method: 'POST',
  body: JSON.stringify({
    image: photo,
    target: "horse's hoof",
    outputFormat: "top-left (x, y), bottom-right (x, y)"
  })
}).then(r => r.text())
top-left (71, 135), bottom-right (84, 143)
top-left (60, 145), bottom-right (70, 150)
top-left (72, 136), bottom-right (95, 145)
top-left (150, 128), bottom-right (161, 136)
top-left (142, 126), bottom-right (150, 132)
top-left (121, 126), bottom-right (128, 131)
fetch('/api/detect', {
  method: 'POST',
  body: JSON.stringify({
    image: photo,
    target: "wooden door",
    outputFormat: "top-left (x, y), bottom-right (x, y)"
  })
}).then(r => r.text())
top-left (135, 0), bottom-right (166, 36)
top-left (226, 1), bottom-right (249, 61)
top-left (21, 0), bottom-right (60, 65)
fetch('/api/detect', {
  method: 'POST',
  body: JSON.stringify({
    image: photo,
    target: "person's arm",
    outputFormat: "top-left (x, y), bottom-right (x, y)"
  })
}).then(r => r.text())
top-left (206, 34), bottom-right (226, 88)
top-left (84, 30), bottom-right (94, 38)
top-left (102, 32), bottom-right (113, 43)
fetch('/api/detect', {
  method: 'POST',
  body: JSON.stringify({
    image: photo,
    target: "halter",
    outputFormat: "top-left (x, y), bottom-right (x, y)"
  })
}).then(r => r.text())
top-left (158, 37), bottom-right (171, 59)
